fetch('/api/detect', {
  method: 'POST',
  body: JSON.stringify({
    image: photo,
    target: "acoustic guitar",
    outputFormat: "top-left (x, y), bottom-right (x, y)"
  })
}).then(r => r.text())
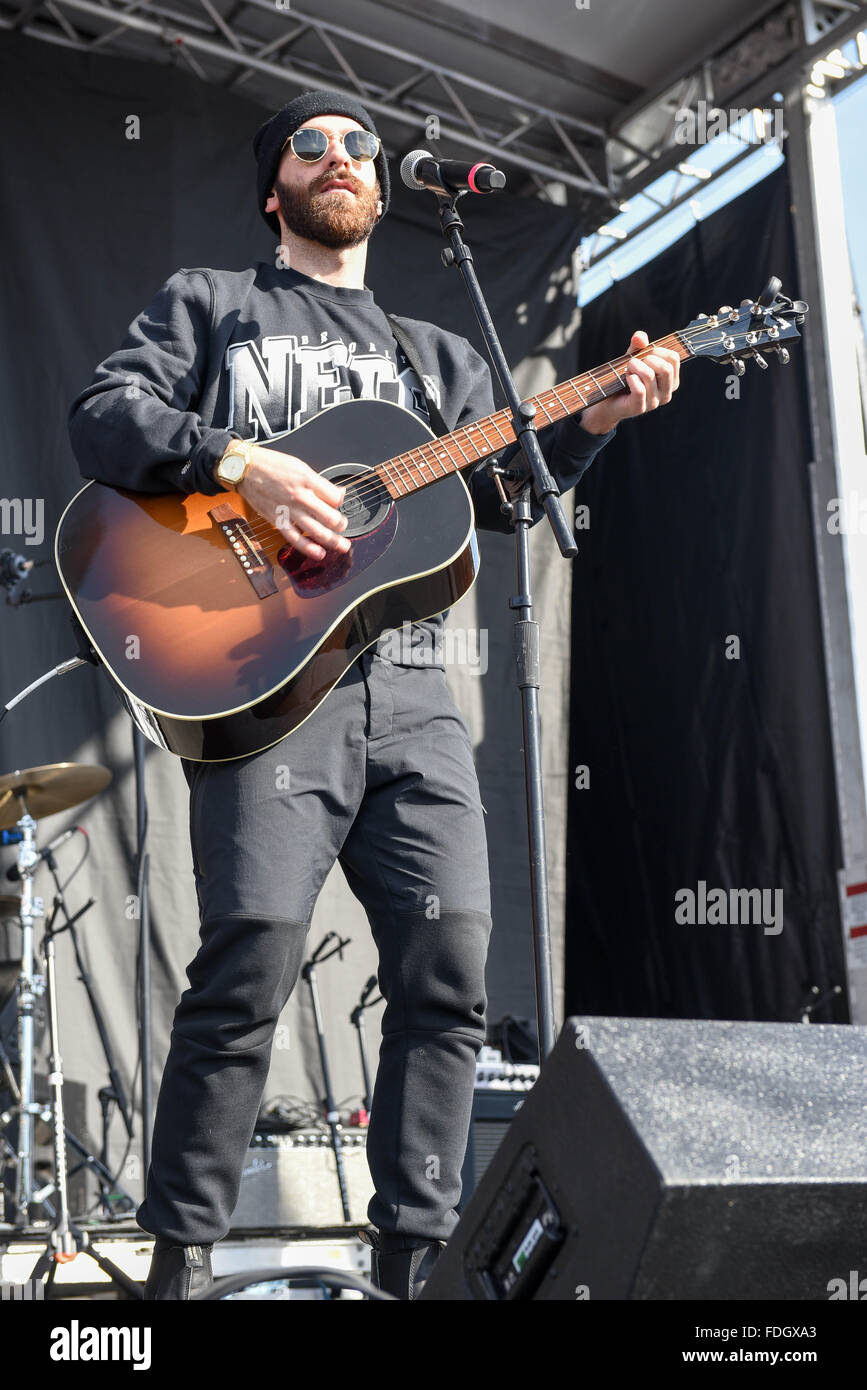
top-left (55, 281), bottom-right (806, 761)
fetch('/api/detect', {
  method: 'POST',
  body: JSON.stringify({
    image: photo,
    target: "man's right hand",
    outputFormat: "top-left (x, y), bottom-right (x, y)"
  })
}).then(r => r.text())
top-left (233, 446), bottom-right (351, 560)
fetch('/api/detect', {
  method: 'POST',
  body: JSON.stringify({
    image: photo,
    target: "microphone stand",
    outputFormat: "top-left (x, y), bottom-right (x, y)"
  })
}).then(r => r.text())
top-left (433, 190), bottom-right (579, 1062)
top-left (42, 850), bottom-right (136, 1206)
top-left (301, 932), bottom-right (352, 1221)
top-left (65, 613), bottom-right (154, 1178)
top-left (350, 976), bottom-right (383, 1113)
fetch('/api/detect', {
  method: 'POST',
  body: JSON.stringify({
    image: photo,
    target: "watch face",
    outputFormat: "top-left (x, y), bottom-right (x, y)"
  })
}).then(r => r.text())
top-left (220, 453), bottom-right (246, 482)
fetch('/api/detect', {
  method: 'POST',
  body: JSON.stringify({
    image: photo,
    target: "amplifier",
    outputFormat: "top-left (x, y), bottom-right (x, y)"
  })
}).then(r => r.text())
top-left (459, 1051), bottom-right (540, 1210)
top-left (474, 1054), bottom-right (539, 1092)
top-left (230, 1130), bottom-right (374, 1230)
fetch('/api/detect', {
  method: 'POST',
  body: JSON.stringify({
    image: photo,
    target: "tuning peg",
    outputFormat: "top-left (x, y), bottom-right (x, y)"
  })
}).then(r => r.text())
top-left (731, 359), bottom-right (746, 377)
top-left (751, 350), bottom-right (769, 370)
top-left (695, 312), bottom-right (709, 322)
top-left (758, 277), bottom-right (782, 307)
top-left (718, 305), bottom-right (733, 315)
top-left (775, 346), bottom-right (790, 365)
top-left (740, 298), bottom-right (753, 308)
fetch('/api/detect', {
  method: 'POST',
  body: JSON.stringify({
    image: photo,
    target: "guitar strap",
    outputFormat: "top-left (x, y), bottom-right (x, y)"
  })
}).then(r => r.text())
top-left (386, 315), bottom-right (450, 440)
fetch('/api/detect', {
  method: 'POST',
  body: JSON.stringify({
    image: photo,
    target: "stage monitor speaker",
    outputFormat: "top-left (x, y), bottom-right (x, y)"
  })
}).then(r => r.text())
top-left (422, 1016), bottom-right (867, 1300)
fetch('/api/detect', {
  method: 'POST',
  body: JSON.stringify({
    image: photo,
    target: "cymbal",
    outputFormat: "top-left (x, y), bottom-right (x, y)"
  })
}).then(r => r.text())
top-left (0, 762), bottom-right (112, 830)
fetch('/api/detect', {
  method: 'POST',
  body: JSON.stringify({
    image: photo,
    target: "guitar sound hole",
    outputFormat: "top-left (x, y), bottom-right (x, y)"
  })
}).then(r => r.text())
top-left (276, 463), bottom-right (398, 595)
top-left (332, 468), bottom-right (393, 539)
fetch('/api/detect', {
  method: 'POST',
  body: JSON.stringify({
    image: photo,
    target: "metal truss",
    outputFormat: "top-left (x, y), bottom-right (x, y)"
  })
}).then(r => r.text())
top-left (0, 0), bottom-right (617, 211)
top-left (585, 0), bottom-right (867, 268)
top-left (609, 0), bottom-right (867, 195)
top-left (3, 0), bottom-right (865, 243)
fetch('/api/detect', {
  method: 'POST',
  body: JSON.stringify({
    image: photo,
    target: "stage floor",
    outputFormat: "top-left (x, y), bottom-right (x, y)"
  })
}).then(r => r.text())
top-left (0, 1223), bottom-right (371, 1299)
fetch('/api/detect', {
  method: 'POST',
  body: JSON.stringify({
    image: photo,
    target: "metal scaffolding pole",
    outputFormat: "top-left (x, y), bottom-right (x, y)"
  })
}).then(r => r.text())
top-left (785, 80), bottom-right (867, 1020)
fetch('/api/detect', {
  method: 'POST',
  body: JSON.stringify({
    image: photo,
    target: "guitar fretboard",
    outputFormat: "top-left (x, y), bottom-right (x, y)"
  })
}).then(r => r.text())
top-left (376, 332), bottom-right (691, 499)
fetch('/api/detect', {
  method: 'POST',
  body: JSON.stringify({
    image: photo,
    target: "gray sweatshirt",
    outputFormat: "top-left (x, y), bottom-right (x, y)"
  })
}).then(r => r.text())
top-left (67, 260), bottom-right (616, 659)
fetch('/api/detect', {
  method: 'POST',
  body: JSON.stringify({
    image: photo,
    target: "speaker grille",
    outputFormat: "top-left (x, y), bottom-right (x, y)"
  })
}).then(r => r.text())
top-left (469, 1121), bottom-right (510, 1186)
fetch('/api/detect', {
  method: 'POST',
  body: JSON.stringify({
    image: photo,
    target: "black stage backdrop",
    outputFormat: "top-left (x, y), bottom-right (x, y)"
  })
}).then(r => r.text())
top-left (565, 164), bottom-right (847, 1023)
top-left (0, 30), bottom-right (585, 1205)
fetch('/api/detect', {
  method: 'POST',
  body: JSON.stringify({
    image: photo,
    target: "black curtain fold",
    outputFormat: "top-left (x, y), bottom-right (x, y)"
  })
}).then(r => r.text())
top-left (565, 163), bottom-right (846, 1023)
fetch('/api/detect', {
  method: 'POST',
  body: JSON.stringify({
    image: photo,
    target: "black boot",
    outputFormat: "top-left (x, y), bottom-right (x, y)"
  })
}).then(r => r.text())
top-left (360, 1229), bottom-right (446, 1301)
top-left (143, 1240), bottom-right (214, 1301)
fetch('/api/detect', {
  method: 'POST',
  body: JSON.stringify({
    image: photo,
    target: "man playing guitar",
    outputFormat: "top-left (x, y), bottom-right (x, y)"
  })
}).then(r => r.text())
top-left (68, 89), bottom-right (680, 1300)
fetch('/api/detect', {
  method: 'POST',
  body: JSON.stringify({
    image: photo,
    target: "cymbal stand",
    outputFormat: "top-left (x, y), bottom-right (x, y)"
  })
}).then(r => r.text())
top-left (37, 876), bottom-right (74, 1256)
top-left (0, 816), bottom-right (140, 1293)
top-left (8, 797), bottom-right (43, 1222)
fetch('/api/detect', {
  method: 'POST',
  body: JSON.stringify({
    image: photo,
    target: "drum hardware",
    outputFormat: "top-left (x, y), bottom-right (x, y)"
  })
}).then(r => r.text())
top-left (0, 763), bottom-right (139, 1295)
top-left (1, 587), bottom-right (150, 1298)
top-left (0, 547), bottom-right (62, 609)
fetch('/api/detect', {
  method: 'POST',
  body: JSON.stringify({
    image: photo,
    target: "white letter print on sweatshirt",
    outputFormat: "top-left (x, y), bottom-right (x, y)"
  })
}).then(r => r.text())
top-left (224, 333), bottom-right (436, 438)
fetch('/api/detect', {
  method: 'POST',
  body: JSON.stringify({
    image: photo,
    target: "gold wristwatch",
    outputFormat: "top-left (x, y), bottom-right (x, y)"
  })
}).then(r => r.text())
top-left (215, 438), bottom-right (256, 489)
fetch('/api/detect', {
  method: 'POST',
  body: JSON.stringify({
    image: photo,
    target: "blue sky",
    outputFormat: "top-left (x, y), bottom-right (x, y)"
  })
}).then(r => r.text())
top-left (834, 75), bottom-right (867, 309)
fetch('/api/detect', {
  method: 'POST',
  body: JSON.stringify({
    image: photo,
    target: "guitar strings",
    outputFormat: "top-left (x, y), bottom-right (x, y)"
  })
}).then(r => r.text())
top-left (233, 334), bottom-right (691, 549)
top-left (230, 325), bottom-right (754, 557)
top-left (233, 323), bottom-right (761, 541)
top-left (223, 322), bottom-right (774, 552)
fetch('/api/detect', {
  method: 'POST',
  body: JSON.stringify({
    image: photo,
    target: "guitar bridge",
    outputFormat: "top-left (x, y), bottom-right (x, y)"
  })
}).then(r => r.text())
top-left (209, 502), bottom-right (278, 599)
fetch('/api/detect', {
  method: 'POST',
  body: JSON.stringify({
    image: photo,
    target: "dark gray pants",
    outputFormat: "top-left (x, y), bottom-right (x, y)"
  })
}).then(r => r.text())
top-left (136, 649), bottom-right (492, 1247)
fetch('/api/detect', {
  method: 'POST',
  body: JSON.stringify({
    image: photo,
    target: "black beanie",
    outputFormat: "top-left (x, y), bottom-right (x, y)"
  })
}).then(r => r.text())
top-left (253, 90), bottom-right (391, 238)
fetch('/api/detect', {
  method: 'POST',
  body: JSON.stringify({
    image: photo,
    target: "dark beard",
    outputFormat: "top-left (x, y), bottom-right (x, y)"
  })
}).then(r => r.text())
top-left (273, 171), bottom-right (381, 249)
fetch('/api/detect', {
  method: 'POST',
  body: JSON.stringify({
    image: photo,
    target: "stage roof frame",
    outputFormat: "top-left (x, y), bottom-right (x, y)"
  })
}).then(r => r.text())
top-left (2, 0), bottom-right (866, 231)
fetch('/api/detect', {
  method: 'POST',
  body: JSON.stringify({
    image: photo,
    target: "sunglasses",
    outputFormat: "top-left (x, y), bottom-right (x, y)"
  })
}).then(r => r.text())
top-left (283, 127), bottom-right (381, 164)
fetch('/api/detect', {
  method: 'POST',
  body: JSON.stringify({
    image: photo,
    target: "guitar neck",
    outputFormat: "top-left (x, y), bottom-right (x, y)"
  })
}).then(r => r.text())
top-left (377, 331), bottom-right (692, 499)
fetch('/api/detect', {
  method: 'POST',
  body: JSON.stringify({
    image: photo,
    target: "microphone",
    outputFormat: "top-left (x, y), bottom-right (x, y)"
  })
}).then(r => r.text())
top-left (5, 826), bottom-right (80, 881)
top-left (400, 150), bottom-right (506, 196)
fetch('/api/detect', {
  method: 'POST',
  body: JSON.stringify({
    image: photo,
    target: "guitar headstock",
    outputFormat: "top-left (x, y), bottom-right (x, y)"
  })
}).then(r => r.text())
top-left (681, 278), bottom-right (808, 376)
